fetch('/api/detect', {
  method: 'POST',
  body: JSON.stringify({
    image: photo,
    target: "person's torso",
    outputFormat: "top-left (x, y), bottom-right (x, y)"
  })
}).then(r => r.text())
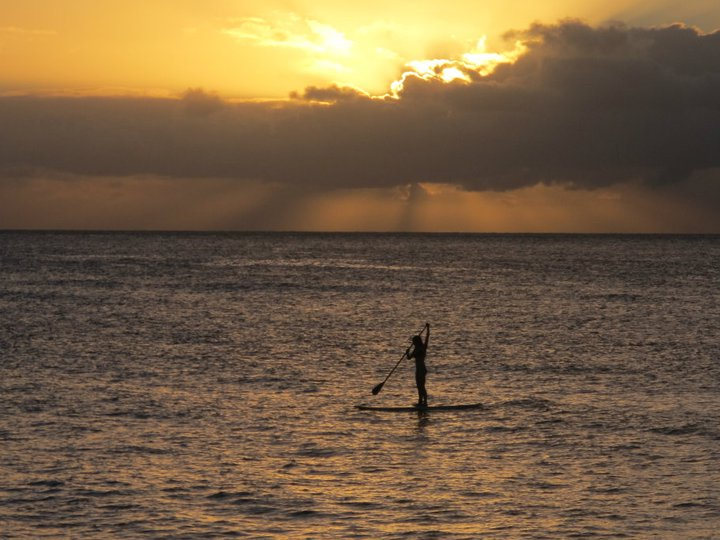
top-left (413, 347), bottom-right (427, 370)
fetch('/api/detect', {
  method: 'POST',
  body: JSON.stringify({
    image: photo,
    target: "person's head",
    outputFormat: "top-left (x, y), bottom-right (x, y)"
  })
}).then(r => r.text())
top-left (412, 335), bottom-right (423, 347)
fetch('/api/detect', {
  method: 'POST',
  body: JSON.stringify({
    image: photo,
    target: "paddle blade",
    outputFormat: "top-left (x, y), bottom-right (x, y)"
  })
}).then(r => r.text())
top-left (371, 382), bottom-right (384, 395)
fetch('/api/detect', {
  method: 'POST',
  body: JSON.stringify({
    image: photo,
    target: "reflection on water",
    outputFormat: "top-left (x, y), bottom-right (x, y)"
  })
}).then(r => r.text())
top-left (416, 410), bottom-right (431, 434)
top-left (1, 232), bottom-right (719, 538)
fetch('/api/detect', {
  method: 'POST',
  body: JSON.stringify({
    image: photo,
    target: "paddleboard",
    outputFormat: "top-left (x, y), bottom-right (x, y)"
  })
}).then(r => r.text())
top-left (356, 403), bottom-right (483, 412)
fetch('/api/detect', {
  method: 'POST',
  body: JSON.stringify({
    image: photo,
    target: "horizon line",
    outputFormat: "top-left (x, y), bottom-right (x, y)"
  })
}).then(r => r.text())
top-left (1, 228), bottom-right (718, 236)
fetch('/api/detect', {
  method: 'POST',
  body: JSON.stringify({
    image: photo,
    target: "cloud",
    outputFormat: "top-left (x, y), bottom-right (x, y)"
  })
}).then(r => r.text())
top-left (292, 84), bottom-right (370, 102)
top-left (223, 14), bottom-right (352, 55)
top-left (1, 20), bottom-right (720, 201)
top-left (180, 88), bottom-right (225, 116)
top-left (0, 26), bottom-right (57, 36)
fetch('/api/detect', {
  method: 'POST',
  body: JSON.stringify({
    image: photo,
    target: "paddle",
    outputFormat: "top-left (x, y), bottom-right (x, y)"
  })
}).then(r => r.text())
top-left (371, 324), bottom-right (426, 395)
top-left (371, 351), bottom-right (407, 395)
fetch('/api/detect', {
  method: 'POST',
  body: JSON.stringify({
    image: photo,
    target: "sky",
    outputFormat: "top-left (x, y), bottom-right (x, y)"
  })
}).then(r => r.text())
top-left (1, 0), bottom-right (720, 232)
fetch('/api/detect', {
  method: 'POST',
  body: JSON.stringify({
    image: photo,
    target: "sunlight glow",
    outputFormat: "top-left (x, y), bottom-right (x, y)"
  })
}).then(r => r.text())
top-left (462, 36), bottom-right (520, 74)
top-left (440, 66), bottom-right (471, 83)
top-left (220, 12), bottom-right (527, 99)
top-left (224, 15), bottom-right (352, 56)
top-left (405, 60), bottom-right (471, 83)
top-left (386, 36), bottom-right (526, 98)
top-left (307, 20), bottom-right (353, 54)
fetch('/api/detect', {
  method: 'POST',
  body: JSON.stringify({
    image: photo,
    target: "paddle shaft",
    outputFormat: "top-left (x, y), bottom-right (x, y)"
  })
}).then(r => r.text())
top-left (372, 351), bottom-right (406, 394)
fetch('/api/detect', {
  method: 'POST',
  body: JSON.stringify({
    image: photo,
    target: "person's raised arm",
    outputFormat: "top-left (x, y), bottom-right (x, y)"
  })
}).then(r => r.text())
top-left (423, 323), bottom-right (430, 348)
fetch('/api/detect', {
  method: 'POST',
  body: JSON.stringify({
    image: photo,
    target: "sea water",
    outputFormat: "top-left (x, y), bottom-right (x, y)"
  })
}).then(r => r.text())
top-left (1, 232), bottom-right (719, 538)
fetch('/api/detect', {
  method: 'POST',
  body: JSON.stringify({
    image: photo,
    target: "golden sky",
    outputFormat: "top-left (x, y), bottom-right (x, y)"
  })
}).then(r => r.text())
top-left (2, 0), bottom-right (717, 98)
top-left (1, 1), bottom-right (720, 232)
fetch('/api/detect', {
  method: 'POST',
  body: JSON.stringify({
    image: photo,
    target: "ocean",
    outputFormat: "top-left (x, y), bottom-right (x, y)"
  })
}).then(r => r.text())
top-left (1, 232), bottom-right (719, 538)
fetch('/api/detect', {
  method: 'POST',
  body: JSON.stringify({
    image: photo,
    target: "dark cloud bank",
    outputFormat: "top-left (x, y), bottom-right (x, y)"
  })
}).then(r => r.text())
top-left (2, 20), bottom-right (720, 197)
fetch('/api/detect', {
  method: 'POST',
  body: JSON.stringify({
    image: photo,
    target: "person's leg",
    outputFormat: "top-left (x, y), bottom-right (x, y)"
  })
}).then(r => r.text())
top-left (416, 371), bottom-right (427, 406)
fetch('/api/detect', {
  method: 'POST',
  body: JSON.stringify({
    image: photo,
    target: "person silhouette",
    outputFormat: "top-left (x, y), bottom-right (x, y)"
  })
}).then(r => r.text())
top-left (407, 323), bottom-right (429, 407)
